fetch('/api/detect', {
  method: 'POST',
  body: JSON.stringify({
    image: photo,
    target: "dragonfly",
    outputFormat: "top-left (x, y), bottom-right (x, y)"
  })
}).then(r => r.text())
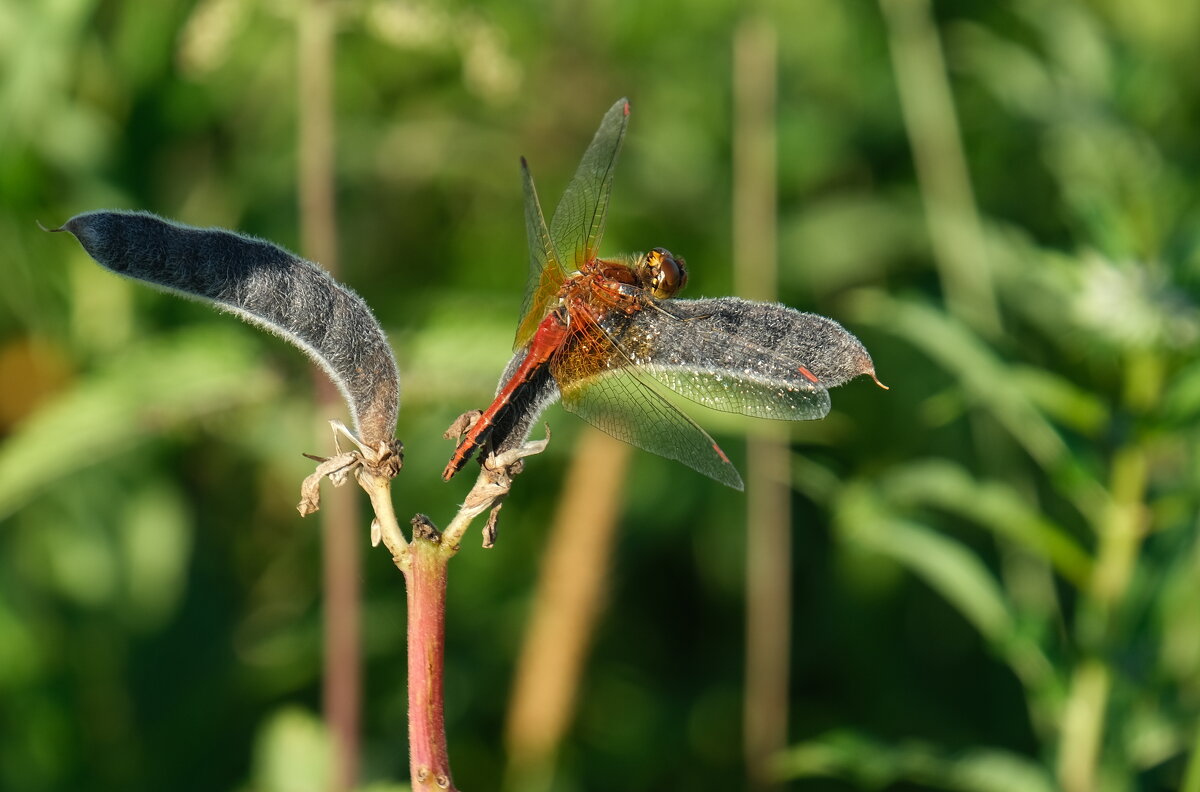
top-left (443, 98), bottom-right (883, 490)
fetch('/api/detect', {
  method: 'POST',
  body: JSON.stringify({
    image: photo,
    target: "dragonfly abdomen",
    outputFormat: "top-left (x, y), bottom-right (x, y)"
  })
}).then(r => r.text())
top-left (442, 311), bottom-right (569, 480)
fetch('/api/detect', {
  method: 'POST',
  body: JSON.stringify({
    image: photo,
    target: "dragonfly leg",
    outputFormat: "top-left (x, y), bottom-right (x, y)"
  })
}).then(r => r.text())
top-left (641, 299), bottom-right (705, 322)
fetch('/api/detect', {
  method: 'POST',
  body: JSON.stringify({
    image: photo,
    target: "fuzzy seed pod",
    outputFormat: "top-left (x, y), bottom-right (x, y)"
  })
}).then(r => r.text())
top-left (56, 210), bottom-right (399, 447)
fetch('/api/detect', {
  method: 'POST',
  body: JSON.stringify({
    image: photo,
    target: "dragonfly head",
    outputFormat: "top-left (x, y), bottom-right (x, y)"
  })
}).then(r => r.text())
top-left (640, 247), bottom-right (688, 299)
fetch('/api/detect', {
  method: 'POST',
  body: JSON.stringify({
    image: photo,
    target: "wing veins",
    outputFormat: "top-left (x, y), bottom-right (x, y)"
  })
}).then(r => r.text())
top-left (599, 300), bottom-right (833, 421)
top-left (552, 309), bottom-right (743, 489)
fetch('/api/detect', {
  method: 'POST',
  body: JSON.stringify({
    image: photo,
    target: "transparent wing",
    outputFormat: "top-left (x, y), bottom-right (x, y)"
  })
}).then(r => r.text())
top-left (515, 157), bottom-right (567, 349)
top-left (598, 298), bottom-right (833, 421)
top-left (547, 98), bottom-right (629, 269)
top-left (558, 361), bottom-right (744, 491)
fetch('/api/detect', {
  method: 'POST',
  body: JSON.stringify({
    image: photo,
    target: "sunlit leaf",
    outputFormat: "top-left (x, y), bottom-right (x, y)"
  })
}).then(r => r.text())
top-left (876, 459), bottom-right (1093, 588)
top-left (848, 291), bottom-right (1069, 469)
top-left (950, 22), bottom-right (1058, 119)
top-left (1162, 357), bottom-right (1200, 425)
top-left (118, 481), bottom-right (192, 630)
top-left (1009, 366), bottom-right (1109, 436)
top-left (249, 707), bottom-right (332, 792)
top-left (0, 325), bottom-right (280, 520)
top-left (780, 195), bottom-right (926, 296)
top-left (775, 730), bottom-right (1056, 792)
top-left (835, 483), bottom-right (1016, 646)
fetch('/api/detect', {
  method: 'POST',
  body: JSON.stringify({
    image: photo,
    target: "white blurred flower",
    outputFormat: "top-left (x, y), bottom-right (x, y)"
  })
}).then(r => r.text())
top-left (1072, 254), bottom-right (1198, 350)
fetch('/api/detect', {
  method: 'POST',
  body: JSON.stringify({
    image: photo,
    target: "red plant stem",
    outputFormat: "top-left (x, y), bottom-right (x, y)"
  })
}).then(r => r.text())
top-left (404, 534), bottom-right (459, 792)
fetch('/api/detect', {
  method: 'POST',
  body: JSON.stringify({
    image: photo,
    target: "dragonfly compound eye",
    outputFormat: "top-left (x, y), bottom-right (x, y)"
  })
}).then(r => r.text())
top-left (645, 247), bottom-right (688, 299)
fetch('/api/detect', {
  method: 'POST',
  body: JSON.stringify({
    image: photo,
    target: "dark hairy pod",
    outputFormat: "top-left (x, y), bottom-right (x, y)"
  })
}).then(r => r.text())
top-left (481, 295), bottom-right (882, 465)
top-left (54, 210), bottom-right (399, 447)
top-left (637, 297), bottom-right (884, 390)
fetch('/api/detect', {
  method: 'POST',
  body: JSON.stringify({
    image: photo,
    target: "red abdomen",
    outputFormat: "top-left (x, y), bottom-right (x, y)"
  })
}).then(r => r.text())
top-left (442, 312), bottom-right (569, 480)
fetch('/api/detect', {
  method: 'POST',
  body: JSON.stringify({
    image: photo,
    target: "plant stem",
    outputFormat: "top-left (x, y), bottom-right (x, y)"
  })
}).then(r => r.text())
top-left (503, 428), bottom-right (629, 790)
top-left (1058, 443), bottom-right (1148, 792)
top-left (358, 467), bottom-right (409, 563)
top-left (302, 425), bottom-right (543, 792)
top-left (732, 16), bottom-right (791, 790)
top-left (880, 0), bottom-right (1000, 337)
top-left (1057, 659), bottom-right (1111, 792)
top-left (404, 522), bottom-right (458, 792)
top-left (1058, 350), bottom-right (1157, 792)
top-left (346, 442), bottom-right (543, 790)
top-left (318, 460), bottom-right (362, 792)
top-left (297, 2), bottom-right (360, 788)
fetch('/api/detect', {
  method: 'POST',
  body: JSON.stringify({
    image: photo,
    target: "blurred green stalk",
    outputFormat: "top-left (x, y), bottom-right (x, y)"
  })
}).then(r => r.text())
top-left (503, 428), bottom-right (630, 792)
top-left (297, 2), bottom-right (362, 790)
top-left (733, 16), bottom-right (790, 790)
top-left (877, 2), bottom-right (1156, 787)
top-left (879, 0), bottom-right (1000, 337)
top-left (1059, 350), bottom-right (1158, 792)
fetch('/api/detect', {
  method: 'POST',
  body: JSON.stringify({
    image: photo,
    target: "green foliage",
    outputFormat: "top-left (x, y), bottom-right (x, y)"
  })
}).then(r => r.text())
top-left (247, 708), bottom-right (334, 792)
top-left (776, 731), bottom-right (1056, 792)
top-left (1, 0), bottom-right (1198, 791)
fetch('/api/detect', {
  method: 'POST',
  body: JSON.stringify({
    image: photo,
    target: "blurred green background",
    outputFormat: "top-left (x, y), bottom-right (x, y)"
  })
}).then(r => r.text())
top-left (2, 1), bottom-right (1199, 791)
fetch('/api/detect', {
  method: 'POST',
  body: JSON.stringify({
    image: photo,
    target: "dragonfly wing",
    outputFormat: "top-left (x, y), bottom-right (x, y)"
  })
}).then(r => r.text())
top-left (598, 296), bottom-right (879, 421)
top-left (548, 98), bottom-right (630, 269)
top-left (516, 158), bottom-right (567, 349)
top-left (560, 368), bottom-right (744, 490)
top-left (553, 330), bottom-right (744, 490)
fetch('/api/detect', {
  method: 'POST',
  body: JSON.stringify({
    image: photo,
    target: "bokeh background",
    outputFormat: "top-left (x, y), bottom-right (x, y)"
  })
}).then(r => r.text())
top-left (2, 1), bottom-right (1199, 791)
